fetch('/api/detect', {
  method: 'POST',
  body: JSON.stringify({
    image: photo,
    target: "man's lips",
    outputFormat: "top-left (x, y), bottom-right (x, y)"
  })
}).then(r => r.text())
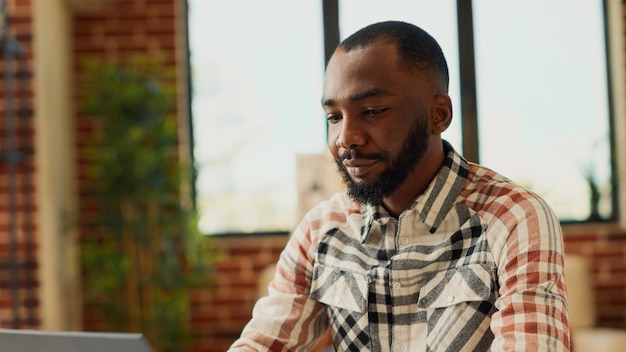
top-left (342, 158), bottom-right (380, 178)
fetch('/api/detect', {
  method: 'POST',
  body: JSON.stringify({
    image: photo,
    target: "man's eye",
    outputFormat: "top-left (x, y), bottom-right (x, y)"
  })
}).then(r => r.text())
top-left (364, 108), bottom-right (387, 116)
top-left (327, 114), bottom-right (342, 124)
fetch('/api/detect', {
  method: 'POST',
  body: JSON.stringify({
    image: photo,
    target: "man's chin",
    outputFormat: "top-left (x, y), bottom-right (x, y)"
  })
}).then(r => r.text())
top-left (348, 176), bottom-right (374, 186)
top-left (337, 164), bottom-right (385, 204)
top-left (345, 182), bottom-right (386, 206)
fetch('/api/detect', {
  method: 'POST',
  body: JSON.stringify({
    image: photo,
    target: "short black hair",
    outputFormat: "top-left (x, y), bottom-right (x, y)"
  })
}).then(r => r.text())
top-left (339, 21), bottom-right (449, 93)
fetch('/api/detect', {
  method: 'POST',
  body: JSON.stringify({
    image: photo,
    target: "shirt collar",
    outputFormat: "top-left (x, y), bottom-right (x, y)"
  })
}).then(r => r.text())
top-left (360, 140), bottom-right (469, 241)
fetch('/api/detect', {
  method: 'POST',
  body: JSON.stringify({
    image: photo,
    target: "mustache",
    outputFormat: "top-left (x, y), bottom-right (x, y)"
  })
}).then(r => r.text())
top-left (339, 150), bottom-right (387, 162)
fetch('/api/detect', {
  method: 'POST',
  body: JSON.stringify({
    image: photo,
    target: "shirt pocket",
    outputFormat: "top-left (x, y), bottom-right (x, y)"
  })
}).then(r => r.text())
top-left (309, 264), bottom-right (369, 313)
top-left (417, 262), bottom-right (494, 309)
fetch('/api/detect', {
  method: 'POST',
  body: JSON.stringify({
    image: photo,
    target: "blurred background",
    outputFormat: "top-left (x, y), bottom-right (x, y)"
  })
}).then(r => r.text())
top-left (0, 0), bottom-right (625, 351)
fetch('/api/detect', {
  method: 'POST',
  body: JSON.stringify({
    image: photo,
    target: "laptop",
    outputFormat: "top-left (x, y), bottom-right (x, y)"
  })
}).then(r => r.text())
top-left (0, 329), bottom-right (154, 352)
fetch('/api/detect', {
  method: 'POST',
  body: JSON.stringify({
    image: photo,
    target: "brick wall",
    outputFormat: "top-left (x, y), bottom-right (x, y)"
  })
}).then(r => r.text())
top-left (0, 0), bottom-right (39, 329)
top-left (187, 235), bottom-right (287, 352)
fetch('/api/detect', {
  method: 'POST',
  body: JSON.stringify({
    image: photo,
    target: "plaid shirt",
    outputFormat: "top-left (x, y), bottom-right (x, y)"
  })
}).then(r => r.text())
top-left (229, 142), bottom-right (570, 352)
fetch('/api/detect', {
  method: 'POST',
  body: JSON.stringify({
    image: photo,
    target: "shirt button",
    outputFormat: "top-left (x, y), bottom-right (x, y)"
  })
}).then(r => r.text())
top-left (399, 237), bottom-right (409, 245)
top-left (393, 281), bottom-right (401, 289)
top-left (447, 294), bottom-right (455, 303)
top-left (394, 344), bottom-right (404, 352)
top-left (334, 296), bottom-right (340, 304)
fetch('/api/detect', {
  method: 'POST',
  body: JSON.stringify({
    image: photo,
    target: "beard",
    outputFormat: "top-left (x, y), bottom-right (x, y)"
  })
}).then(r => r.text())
top-left (334, 113), bottom-right (430, 206)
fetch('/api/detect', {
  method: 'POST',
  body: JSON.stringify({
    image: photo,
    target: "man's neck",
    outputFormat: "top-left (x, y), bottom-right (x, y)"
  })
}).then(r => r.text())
top-left (382, 139), bottom-right (445, 217)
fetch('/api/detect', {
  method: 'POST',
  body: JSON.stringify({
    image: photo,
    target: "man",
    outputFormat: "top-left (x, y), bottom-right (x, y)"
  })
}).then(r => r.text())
top-left (228, 21), bottom-right (569, 352)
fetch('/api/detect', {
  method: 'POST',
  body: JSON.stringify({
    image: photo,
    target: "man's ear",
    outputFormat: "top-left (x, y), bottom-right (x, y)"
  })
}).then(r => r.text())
top-left (431, 93), bottom-right (453, 134)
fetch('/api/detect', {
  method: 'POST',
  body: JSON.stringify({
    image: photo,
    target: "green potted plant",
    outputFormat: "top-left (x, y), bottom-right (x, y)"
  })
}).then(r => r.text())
top-left (79, 55), bottom-right (214, 351)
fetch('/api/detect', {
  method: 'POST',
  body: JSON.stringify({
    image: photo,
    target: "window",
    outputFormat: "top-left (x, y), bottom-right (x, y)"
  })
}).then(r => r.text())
top-left (188, 1), bottom-right (325, 234)
top-left (473, 0), bottom-right (614, 221)
top-left (187, 0), bottom-right (620, 235)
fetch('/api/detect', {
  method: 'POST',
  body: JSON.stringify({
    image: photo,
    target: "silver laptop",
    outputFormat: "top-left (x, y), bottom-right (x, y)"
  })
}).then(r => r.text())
top-left (0, 329), bottom-right (154, 352)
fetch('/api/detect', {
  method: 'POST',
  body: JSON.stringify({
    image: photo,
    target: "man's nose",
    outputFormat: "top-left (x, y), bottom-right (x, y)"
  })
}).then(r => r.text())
top-left (335, 116), bottom-right (366, 150)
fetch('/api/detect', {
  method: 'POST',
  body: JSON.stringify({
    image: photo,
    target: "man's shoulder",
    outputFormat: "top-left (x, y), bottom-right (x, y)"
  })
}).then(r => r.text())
top-left (465, 162), bottom-right (535, 196)
top-left (463, 162), bottom-right (552, 216)
top-left (297, 192), bottom-right (364, 238)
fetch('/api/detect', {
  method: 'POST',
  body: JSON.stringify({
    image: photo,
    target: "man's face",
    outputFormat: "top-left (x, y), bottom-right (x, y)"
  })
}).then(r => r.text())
top-left (322, 41), bottom-right (435, 205)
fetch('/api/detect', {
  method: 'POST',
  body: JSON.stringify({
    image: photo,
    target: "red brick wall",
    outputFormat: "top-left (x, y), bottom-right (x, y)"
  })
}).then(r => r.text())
top-left (187, 235), bottom-right (287, 352)
top-left (0, 0), bottom-right (39, 329)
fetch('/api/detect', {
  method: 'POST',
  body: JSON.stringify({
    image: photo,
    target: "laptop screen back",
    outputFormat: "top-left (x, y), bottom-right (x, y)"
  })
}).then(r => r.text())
top-left (0, 329), bottom-right (154, 352)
